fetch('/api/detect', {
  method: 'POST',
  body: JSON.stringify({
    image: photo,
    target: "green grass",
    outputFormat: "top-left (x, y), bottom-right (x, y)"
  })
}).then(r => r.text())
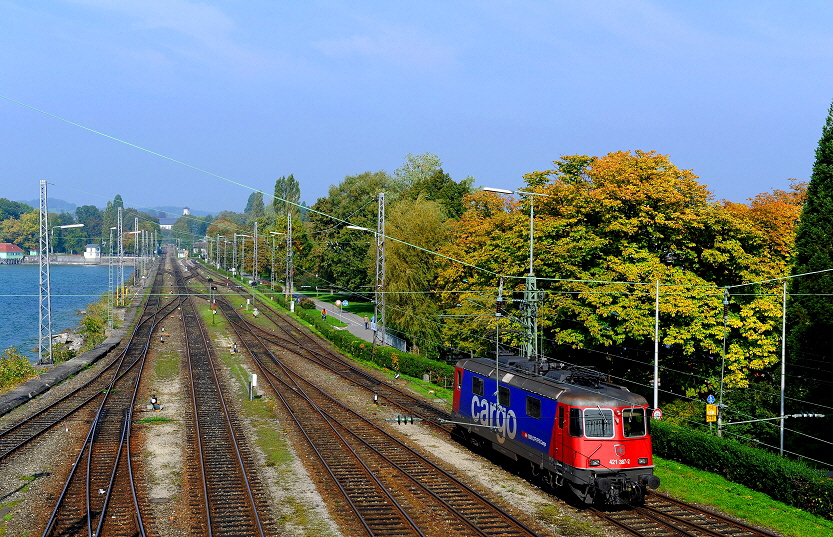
top-left (302, 292), bottom-right (374, 316)
top-left (135, 415), bottom-right (174, 425)
top-left (321, 315), bottom-right (347, 328)
top-left (154, 352), bottom-right (179, 380)
top-left (0, 498), bottom-right (27, 536)
top-left (655, 456), bottom-right (833, 537)
top-left (256, 426), bottom-right (293, 467)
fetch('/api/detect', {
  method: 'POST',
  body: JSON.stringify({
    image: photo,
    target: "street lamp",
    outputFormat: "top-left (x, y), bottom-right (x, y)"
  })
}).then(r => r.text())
top-left (235, 233), bottom-right (252, 280)
top-left (108, 227), bottom-right (116, 328)
top-left (718, 289), bottom-right (730, 437)
top-left (483, 186), bottom-right (548, 363)
top-left (125, 230), bottom-right (141, 293)
top-left (51, 223), bottom-right (84, 257)
top-left (347, 224), bottom-right (384, 345)
top-left (270, 232), bottom-right (283, 291)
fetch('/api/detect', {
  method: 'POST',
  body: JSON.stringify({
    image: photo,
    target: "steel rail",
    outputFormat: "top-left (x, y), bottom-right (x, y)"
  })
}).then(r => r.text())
top-left (41, 261), bottom-right (169, 537)
top-left (0, 293), bottom-right (181, 463)
top-left (219, 296), bottom-right (541, 537)
top-left (191, 268), bottom-right (455, 432)
top-left (220, 298), bottom-right (426, 537)
top-left (175, 260), bottom-right (267, 537)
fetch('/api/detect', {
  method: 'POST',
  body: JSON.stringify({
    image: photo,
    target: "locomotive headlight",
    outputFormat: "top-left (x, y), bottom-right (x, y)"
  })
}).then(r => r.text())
top-left (638, 457), bottom-right (648, 465)
top-left (589, 459), bottom-right (601, 466)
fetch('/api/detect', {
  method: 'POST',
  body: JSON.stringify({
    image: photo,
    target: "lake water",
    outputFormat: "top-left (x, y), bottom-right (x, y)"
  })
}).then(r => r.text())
top-left (0, 264), bottom-right (133, 362)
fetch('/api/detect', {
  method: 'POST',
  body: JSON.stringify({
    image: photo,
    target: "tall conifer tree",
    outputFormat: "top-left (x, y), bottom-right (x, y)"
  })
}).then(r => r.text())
top-left (788, 101), bottom-right (833, 359)
top-left (787, 101), bottom-right (833, 461)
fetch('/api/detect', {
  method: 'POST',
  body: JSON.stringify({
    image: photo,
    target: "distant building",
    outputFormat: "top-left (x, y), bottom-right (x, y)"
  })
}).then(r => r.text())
top-left (159, 207), bottom-right (191, 230)
top-left (0, 243), bottom-right (25, 264)
top-left (84, 244), bottom-right (101, 261)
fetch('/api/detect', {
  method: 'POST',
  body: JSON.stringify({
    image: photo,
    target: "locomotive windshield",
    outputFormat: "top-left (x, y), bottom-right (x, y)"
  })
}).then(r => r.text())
top-left (583, 408), bottom-right (615, 438)
top-left (622, 408), bottom-right (646, 437)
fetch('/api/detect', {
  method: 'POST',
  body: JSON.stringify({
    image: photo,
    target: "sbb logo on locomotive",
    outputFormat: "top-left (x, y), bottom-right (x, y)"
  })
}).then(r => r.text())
top-left (470, 395), bottom-right (517, 443)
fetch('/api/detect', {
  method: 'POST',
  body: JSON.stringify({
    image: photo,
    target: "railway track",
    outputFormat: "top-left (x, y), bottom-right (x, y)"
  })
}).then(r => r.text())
top-left (190, 268), bottom-right (455, 431)
top-left (593, 491), bottom-right (782, 537)
top-left (216, 294), bottom-right (543, 537)
top-left (0, 274), bottom-right (178, 465)
top-left (173, 261), bottom-right (276, 536)
top-left (41, 260), bottom-right (171, 537)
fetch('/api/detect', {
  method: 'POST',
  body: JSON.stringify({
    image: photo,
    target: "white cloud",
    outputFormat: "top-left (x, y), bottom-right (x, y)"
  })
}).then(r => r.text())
top-left (313, 24), bottom-right (457, 71)
top-left (63, 0), bottom-right (274, 78)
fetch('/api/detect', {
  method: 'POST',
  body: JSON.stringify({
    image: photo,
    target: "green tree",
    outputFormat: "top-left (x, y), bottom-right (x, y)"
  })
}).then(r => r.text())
top-left (385, 198), bottom-right (450, 356)
top-left (308, 171), bottom-right (397, 292)
top-left (101, 194), bottom-right (125, 237)
top-left (0, 198), bottom-right (34, 220)
top-left (785, 101), bottom-right (833, 462)
top-left (75, 205), bottom-right (103, 239)
top-left (401, 168), bottom-right (474, 220)
top-left (244, 191), bottom-right (265, 220)
top-left (393, 152), bottom-right (443, 190)
top-left (171, 217), bottom-right (195, 250)
top-left (273, 174), bottom-right (301, 217)
top-left (0, 211), bottom-right (42, 250)
top-left (788, 102), bottom-right (833, 360)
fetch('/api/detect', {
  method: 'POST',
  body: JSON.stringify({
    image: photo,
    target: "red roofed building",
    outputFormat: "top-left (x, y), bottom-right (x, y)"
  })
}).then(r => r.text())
top-left (0, 243), bottom-right (25, 264)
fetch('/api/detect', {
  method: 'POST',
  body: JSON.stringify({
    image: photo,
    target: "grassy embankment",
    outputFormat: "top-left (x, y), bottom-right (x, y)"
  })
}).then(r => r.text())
top-left (655, 457), bottom-right (833, 537)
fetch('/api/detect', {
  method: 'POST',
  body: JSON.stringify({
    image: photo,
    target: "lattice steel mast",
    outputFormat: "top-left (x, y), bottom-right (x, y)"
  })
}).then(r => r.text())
top-left (374, 192), bottom-right (386, 346)
top-left (286, 213), bottom-right (293, 302)
top-left (38, 180), bottom-right (53, 364)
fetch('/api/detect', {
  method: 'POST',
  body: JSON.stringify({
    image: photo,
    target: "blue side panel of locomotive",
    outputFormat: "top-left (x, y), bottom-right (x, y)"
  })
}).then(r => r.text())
top-left (456, 368), bottom-right (557, 456)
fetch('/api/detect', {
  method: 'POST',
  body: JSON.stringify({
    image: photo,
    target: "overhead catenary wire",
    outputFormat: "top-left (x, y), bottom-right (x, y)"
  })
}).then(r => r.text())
top-left (8, 93), bottom-right (833, 466)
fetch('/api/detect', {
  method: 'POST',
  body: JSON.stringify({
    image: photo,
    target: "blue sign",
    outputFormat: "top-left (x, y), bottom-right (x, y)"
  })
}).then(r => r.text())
top-left (707, 394), bottom-right (715, 404)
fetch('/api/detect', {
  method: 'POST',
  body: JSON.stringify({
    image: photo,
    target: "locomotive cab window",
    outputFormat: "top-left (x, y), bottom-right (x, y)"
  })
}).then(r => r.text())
top-left (584, 408), bottom-right (614, 438)
top-left (623, 408), bottom-right (646, 437)
top-left (526, 396), bottom-right (541, 419)
top-left (569, 408), bottom-right (582, 437)
top-left (472, 376), bottom-right (484, 396)
top-left (456, 370), bottom-right (462, 390)
top-left (498, 386), bottom-right (510, 407)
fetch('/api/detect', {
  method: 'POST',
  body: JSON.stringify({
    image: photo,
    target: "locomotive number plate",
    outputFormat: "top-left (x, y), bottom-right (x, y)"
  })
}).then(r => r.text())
top-left (609, 458), bottom-right (631, 465)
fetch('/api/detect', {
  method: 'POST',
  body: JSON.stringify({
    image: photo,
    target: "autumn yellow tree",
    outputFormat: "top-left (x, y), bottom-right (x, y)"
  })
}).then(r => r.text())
top-left (439, 151), bottom-right (792, 394)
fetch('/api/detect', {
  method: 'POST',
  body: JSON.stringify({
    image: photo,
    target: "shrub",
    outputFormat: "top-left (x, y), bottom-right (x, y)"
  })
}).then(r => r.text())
top-left (298, 297), bottom-right (316, 310)
top-left (0, 347), bottom-right (38, 393)
top-left (652, 419), bottom-right (833, 520)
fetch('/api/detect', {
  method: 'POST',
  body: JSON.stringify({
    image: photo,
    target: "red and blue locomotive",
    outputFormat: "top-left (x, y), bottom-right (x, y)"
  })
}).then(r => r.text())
top-left (452, 357), bottom-right (660, 505)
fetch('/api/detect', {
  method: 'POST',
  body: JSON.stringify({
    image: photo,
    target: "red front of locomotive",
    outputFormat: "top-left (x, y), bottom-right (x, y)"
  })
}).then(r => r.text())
top-left (551, 401), bottom-right (659, 504)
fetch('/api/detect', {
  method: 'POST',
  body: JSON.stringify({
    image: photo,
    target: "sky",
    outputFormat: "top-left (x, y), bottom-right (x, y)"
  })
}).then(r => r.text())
top-left (2, 1), bottom-right (833, 215)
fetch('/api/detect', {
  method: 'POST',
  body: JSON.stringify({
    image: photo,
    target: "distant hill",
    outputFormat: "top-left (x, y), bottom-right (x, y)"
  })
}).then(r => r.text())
top-left (15, 200), bottom-right (216, 218)
top-left (21, 198), bottom-right (77, 214)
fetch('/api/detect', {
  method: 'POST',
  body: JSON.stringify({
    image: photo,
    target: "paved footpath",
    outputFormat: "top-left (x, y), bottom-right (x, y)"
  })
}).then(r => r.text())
top-left (294, 295), bottom-right (378, 345)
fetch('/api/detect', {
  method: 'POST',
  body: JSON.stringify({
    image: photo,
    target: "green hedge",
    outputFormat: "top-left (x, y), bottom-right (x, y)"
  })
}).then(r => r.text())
top-left (295, 307), bottom-right (454, 384)
top-left (652, 419), bottom-right (833, 520)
